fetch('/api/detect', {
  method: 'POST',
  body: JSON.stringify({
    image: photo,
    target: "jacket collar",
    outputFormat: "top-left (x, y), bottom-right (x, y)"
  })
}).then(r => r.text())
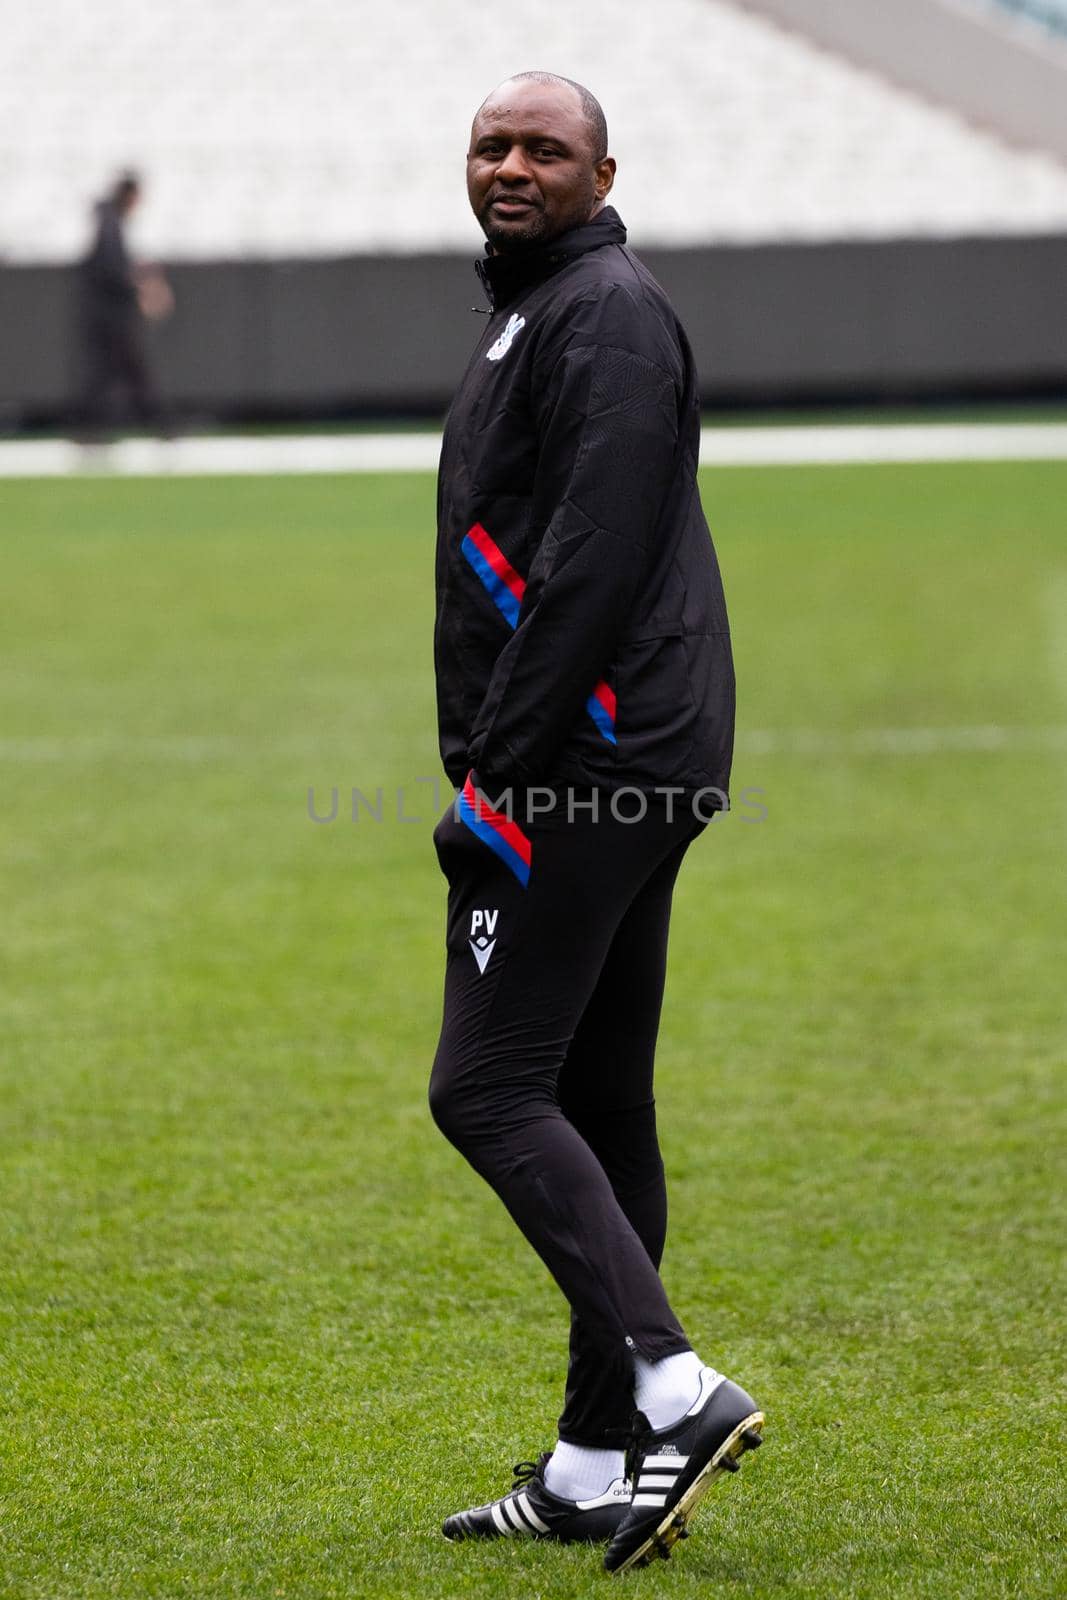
top-left (475, 206), bottom-right (627, 311)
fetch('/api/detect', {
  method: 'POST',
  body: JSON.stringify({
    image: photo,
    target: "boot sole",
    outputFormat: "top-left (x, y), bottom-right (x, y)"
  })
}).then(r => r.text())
top-left (610, 1411), bottom-right (764, 1575)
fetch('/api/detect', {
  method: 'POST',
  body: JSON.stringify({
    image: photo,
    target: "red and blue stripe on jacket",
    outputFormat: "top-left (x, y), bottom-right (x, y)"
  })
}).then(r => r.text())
top-left (457, 521), bottom-right (618, 886)
top-left (456, 773), bottom-right (532, 888)
top-left (461, 522), bottom-right (617, 744)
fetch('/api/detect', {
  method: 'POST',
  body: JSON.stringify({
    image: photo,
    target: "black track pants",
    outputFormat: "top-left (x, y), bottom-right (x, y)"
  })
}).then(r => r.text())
top-left (79, 316), bottom-right (165, 431)
top-left (429, 787), bottom-right (703, 1448)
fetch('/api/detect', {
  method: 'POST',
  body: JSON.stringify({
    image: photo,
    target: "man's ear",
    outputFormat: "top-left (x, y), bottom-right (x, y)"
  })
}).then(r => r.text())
top-left (594, 156), bottom-right (617, 202)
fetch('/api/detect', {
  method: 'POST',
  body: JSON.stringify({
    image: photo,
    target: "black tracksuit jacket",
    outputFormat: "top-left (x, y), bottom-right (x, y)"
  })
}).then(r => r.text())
top-left (435, 207), bottom-right (734, 800)
top-left (81, 201), bottom-right (139, 332)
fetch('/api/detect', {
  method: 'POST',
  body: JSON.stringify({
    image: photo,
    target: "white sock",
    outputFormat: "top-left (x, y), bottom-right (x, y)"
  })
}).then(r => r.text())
top-left (543, 1440), bottom-right (627, 1501)
top-left (632, 1349), bottom-right (709, 1431)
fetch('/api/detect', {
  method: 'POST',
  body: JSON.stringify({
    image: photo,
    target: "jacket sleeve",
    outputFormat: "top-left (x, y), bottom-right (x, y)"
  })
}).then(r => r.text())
top-left (467, 295), bottom-right (682, 787)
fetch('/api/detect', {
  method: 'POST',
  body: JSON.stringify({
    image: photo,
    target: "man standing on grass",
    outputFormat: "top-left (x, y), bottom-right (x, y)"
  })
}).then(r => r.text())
top-left (429, 72), bottom-right (763, 1575)
top-left (77, 171), bottom-right (173, 437)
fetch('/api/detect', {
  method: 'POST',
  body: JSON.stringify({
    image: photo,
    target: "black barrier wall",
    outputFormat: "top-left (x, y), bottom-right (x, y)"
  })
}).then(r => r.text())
top-left (3, 234), bottom-right (1066, 425)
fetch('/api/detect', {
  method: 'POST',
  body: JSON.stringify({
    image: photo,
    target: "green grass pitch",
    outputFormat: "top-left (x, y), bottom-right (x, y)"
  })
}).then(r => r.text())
top-left (2, 462), bottom-right (1065, 1599)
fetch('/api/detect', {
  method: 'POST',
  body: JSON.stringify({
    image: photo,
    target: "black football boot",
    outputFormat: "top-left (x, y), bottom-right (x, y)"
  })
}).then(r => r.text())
top-left (443, 1452), bottom-right (631, 1544)
top-left (604, 1368), bottom-right (764, 1574)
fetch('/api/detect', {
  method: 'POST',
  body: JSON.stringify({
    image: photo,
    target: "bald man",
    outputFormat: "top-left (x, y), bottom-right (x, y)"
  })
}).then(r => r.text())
top-left (430, 74), bottom-right (763, 1575)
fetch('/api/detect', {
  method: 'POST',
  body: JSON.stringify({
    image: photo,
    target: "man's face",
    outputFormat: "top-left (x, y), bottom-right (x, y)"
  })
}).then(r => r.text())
top-left (467, 80), bottom-right (615, 253)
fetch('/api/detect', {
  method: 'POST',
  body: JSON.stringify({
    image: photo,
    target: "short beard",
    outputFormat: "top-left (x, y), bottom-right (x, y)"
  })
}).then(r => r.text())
top-left (479, 206), bottom-right (551, 254)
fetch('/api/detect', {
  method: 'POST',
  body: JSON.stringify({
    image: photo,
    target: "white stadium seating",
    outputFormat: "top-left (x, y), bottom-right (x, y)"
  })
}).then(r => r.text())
top-left (4, 0), bottom-right (1067, 262)
top-left (977, 0), bottom-right (1067, 38)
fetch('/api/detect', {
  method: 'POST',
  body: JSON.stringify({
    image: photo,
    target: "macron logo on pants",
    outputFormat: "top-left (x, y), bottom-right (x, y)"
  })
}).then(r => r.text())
top-left (469, 907), bottom-right (499, 974)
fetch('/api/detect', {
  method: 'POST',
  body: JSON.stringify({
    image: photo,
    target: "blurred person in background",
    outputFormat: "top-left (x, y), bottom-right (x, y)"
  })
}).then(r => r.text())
top-left (76, 170), bottom-right (174, 438)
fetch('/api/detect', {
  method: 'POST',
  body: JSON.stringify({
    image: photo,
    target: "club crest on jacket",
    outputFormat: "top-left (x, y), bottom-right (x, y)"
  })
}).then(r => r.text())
top-left (486, 314), bottom-right (526, 362)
